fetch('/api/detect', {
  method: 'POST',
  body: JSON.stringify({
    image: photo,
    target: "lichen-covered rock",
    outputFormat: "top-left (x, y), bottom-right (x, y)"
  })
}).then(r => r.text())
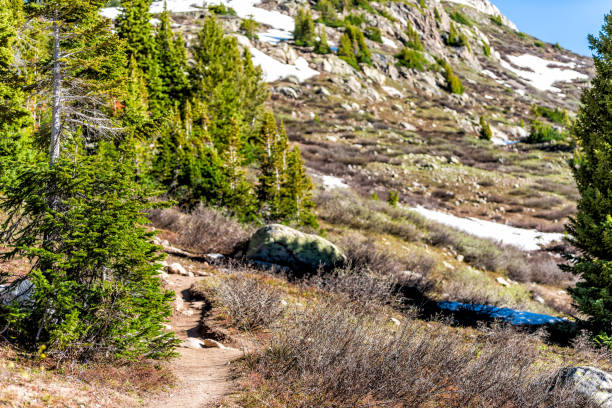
top-left (555, 366), bottom-right (612, 407)
top-left (246, 224), bottom-right (346, 273)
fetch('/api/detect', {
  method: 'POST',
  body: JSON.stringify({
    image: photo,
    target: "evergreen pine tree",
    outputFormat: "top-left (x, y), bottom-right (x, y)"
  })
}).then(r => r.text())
top-left (116, 0), bottom-right (157, 74)
top-left (294, 7), bottom-right (315, 46)
top-left (0, 0), bottom-right (32, 187)
top-left (314, 27), bottom-right (332, 54)
top-left (221, 119), bottom-right (257, 220)
top-left (123, 55), bottom-right (150, 127)
top-left (281, 146), bottom-right (317, 227)
top-left (154, 5), bottom-right (189, 110)
top-left (565, 13), bottom-right (612, 345)
top-left (190, 15), bottom-right (267, 150)
top-left (338, 32), bottom-right (358, 69)
top-left (443, 61), bottom-right (464, 94)
top-left (257, 111), bottom-right (281, 208)
top-left (0, 0), bottom-right (176, 360)
top-left (116, 0), bottom-right (165, 117)
top-left (479, 115), bottom-right (493, 140)
top-left (0, 0), bottom-right (24, 123)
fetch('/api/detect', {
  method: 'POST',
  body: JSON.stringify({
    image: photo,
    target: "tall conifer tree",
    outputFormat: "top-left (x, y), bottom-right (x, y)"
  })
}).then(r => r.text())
top-left (154, 6), bottom-right (188, 110)
top-left (282, 146), bottom-right (317, 226)
top-left (566, 13), bottom-right (612, 345)
top-left (0, 0), bottom-right (176, 360)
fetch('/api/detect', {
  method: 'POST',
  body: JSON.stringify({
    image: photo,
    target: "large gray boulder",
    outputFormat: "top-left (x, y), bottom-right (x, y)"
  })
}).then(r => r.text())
top-left (246, 224), bottom-right (346, 273)
top-left (555, 366), bottom-right (612, 407)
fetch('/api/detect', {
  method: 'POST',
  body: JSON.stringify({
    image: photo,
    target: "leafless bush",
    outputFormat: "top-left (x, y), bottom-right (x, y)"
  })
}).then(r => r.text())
top-left (339, 233), bottom-right (403, 275)
top-left (537, 205), bottom-right (577, 221)
top-left (248, 303), bottom-right (594, 407)
top-left (524, 195), bottom-right (564, 209)
top-left (147, 205), bottom-right (253, 254)
top-left (307, 268), bottom-right (399, 309)
top-left (214, 275), bottom-right (284, 331)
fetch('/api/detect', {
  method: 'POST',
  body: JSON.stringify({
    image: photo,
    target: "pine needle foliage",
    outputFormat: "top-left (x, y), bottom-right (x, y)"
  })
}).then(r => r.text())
top-left (565, 13), bottom-right (612, 346)
top-left (479, 116), bottom-right (493, 140)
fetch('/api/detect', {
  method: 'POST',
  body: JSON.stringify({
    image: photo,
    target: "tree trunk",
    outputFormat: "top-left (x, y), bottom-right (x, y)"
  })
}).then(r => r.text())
top-left (49, 20), bottom-right (61, 166)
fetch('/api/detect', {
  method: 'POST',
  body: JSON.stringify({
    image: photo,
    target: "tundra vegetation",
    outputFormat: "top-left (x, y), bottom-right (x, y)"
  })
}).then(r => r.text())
top-left (0, 0), bottom-right (610, 406)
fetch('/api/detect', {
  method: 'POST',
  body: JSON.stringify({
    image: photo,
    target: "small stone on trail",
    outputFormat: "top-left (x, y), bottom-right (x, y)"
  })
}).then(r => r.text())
top-left (167, 262), bottom-right (188, 276)
top-left (181, 338), bottom-right (205, 349)
top-left (203, 339), bottom-right (226, 349)
top-left (496, 277), bottom-right (510, 287)
top-left (391, 318), bottom-right (401, 326)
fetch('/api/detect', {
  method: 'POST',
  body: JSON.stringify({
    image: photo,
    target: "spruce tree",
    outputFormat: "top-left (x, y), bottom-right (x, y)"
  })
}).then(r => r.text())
top-left (479, 115), bottom-right (493, 140)
top-left (338, 32), bottom-right (358, 69)
top-left (0, 0), bottom-right (28, 128)
top-left (190, 15), bottom-right (267, 150)
top-left (443, 61), bottom-right (464, 95)
top-left (0, 0), bottom-right (32, 188)
top-left (0, 0), bottom-right (176, 360)
top-left (294, 7), bottom-right (315, 46)
top-left (222, 119), bottom-right (257, 220)
top-left (257, 111), bottom-right (281, 208)
top-left (314, 27), bottom-right (332, 54)
top-left (566, 13), bottom-right (612, 345)
top-left (281, 146), bottom-right (317, 227)
top-left (116, 0), bottom-right (156, 74)
top-left (154, 6), bottom-right (189, 110)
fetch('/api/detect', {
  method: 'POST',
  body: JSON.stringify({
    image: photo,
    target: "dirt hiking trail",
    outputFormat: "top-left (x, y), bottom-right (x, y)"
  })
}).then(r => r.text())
top-left (149, 273), bottom-right (242, 408)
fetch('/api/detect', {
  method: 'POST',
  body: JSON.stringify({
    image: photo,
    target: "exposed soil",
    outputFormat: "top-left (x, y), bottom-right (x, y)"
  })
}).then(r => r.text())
top-left (148, 274), bottom-right (242, 408)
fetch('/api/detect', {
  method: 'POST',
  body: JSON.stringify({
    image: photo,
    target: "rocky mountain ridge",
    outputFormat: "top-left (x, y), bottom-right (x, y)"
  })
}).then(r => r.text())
top-left (101, 0), bottom-right (594, 233)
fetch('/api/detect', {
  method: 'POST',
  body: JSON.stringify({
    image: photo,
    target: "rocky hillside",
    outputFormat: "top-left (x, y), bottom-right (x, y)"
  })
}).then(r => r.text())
top-left (101, 0), bottom-right (595, 236)
top-left (98, 0), bottom-right (597, 313)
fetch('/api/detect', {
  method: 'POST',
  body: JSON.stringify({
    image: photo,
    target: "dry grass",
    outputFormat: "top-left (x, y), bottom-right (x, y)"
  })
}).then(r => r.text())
top-left (213, 275), bottom-right (285, 332)
top-left (239, 302), bottom-right (596, 408)
top-left (0, 346), bottom-right (169, 407)
top-left (318, 190), bottom-right (572, 286)
top-left (148, 205), bottom-right (253, 255)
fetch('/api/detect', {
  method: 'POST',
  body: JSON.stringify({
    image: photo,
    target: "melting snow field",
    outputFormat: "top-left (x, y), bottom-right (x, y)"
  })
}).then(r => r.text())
top-left (438, 302), bottom-right (566, 326)
top-left (258, 29), bottom-right (293, 45)
top-left (236, 36), bottom-right (318, 83)
top-left (320, 175), bottom-right (350, 190)
top-left (102, 0), bottom-right (295, 33)
top-left (206, 0), bottom-right (294, 31)
top-left (101, 0), bottom-right (202, 19)
top-left (412, 207), bottom-right (564, 251)
top-left (501, 54), bottom-right (588, 93)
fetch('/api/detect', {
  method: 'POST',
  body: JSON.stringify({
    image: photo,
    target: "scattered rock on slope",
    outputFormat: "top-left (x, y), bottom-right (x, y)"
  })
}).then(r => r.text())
top-left (554, 366), bottom-right (612, 407)
top-left (246, 224), bottom-right (346, 274)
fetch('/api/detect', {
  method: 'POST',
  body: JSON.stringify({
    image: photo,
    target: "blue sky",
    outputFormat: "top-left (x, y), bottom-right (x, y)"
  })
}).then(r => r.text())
top-left (493, 0), bottom-right (611, 56)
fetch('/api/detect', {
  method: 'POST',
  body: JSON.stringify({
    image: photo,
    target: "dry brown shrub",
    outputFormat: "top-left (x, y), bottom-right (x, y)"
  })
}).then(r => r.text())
top-left (339, 233), bottom-right (404, 275)
top-left (246, 303), bottom-right (595, 407)
top-left (214, 275), bottom-right (285, 331)
top-left (148, 205), bottom-right (253, 255)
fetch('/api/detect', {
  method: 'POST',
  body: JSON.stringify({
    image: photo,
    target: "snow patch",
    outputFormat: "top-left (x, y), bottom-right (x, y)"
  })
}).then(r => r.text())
top-left (411, 207), bottom-right (564, 251)
top-left (482, 69), bottom-right (498, 80)
top-left (150, 0), bottom-right (202, 14)
top-left (236, 36), bottom-right (318, 83)
top-left (258, 29), bottom-right (293, 45)
top-left (501, 54), bottom-right (588, 93)
top-left (100, 7), bottom-right (120, 19)
top-left (382, 86), bottom-right (404, 98)
top-left (445, 0), bottom-right (517, 31)
top-left (205, 0), bottom-right (294, 31)
top-left (320, 175), bottom-right (350, 190)
top-left (102, 0), bottom-right (203, 19)
top-left (382, 36), bottom-right (398, 48)
top-left (102, 0), bottom-right (295, 33)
